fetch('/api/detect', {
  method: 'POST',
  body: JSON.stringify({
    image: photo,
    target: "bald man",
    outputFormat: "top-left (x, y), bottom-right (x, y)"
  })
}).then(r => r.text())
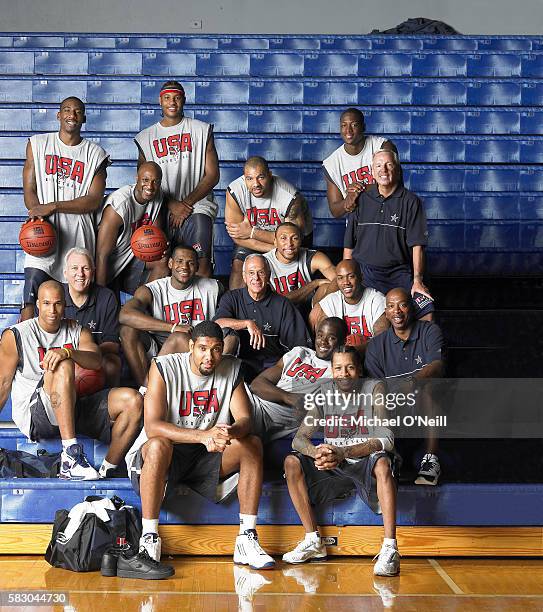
top-left (96, 161), bottom-right (169, 295)
top-left (0, 280), bottom-right (142, 480)
top-left (225, 156), bottom-right (312, 289)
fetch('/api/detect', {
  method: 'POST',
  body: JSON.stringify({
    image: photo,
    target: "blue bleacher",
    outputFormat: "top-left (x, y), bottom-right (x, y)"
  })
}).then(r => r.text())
top-left (65, 36), bottom-right (116, 49)
top-left (88, 51), bottom-right (143, 76)
top-left (116, 36), bottom-right (168, 50)
top-left (466, 81), bottom-right (520, 105)
top-left (13, 36), bottom-right (64, 48)
top-left (167, 37), bottom-right (219, 50)
top-left (250, 81), bottom-right (303, 105)
top-left (87, 80), bottom-right (141, 104)
top-left (304, 53), bottom-right (358, 77)
top-left (196, 81), bottom-right (249, 105)
top-left (196, 53), bottom-right (250, 77)
top-left (32, 78), bottom-right (87, 103)
top-left (34, 51), bottom-right (87, 75)
top-left (0, 79), bottom-right (32, 102)
top-left (250, 52), bottom-right (304, 77)
top-left (142, 52), bottom-right (196, 76)
top-left (0, 51), bottom-right (33, 74)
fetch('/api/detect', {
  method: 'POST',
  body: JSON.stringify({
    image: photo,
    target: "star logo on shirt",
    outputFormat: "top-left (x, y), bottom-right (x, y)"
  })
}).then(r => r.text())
top-left (415, 355), bottom-right (422, 365)
top-left (88, 320), bottom-right (96, 330)
top-left (263, 322), bottom-right (272, 332)
top-left (391, 213), bottom-right (399, 223)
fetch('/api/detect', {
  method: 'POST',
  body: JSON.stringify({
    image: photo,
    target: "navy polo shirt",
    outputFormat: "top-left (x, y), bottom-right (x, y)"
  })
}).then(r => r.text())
top-left (344, 184), bottom-right (428, 270)
top-left (365, 320), bottom-right (444, 379)
top-left (214, 287), bottom-right (312, 369)
top-left (63, 283), bottom-right (120, 345)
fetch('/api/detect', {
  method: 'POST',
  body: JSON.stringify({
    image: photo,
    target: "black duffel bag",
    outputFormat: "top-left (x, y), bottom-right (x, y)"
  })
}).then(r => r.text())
top-left (0, 448), bottom-right (61, 478)
top-left (45, 495), bottom-right (141, 572)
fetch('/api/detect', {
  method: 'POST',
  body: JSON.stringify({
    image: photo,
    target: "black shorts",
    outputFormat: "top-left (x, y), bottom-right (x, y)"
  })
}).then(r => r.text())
top-left (169, 213), bottom-right (213, 260)
top-left (29, 385), bottom-right (112, 444)
top-left (109, 257), bottom-right (149, 297)
top-left (23, 267), bottom-right (53, 306)
top-left (293, 451), bottom-right (390, 513)
top-left (130, 442), bottom-right (222, 502)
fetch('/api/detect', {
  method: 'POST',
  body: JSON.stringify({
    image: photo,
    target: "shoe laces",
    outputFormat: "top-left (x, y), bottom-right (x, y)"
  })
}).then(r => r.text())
top-left (420, 454), bottom-right (437, 472)
top-left (137, 547), bottom-right (161, 567)
top-left (66, 445), bottom-right (91, 468)
top-left (373, 545), bottom-right (400, 563)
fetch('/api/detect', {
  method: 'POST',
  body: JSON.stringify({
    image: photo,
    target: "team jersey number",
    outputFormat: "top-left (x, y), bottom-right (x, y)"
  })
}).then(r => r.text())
top-left (344, 316), bottom-right (371, 338)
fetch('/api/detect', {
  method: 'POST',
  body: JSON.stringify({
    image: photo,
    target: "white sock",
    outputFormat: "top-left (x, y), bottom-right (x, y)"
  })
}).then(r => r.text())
top-left (142, 518), bottom-right (159, 536)
top-left (62, 438), bottom-right (77, 450)
top-left (98, 460), bottom-right (117, 477)
top-left (305, 531), bottom-right (320, 543)
top-left (383, 538), bottom-right (397, 549)
top-left (239, 514), bottom-right (257, 534)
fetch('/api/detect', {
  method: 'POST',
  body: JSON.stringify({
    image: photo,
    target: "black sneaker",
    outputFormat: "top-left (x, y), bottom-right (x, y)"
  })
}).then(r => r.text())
top-left (116, 548), bottom-right (175, 580)
top-left (101, 539), bottom-right (132, 577)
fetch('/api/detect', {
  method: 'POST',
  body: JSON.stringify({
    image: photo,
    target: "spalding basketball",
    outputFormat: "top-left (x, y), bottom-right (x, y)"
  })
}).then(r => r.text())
top-left (19, 219), bottom-right (57, 257)
top-left (346, 333), bottom-right (367, 347)
top-left (75, 365), bottom-right (106, 397)
top-left (130, 225), bottom-right (168, 262)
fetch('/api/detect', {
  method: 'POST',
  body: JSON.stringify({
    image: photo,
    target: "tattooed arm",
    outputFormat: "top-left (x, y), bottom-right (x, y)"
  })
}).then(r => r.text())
top-left (291, 401), bottom-right (321, 459)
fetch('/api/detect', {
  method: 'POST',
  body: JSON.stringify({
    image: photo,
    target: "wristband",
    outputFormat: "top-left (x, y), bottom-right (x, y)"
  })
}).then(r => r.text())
top-left (62, 347), bottom-right (71, 359)
top-left (171, 323), bottom-right (178, 333)
top-left (250, 226), bottom-right (256, 239)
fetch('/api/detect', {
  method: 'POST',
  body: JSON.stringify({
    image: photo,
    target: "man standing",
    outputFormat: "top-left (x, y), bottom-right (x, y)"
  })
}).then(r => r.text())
top-left (365, 288), bottom-right (445, 485)
top-left (95, 161), bottom-right (168, 295)
top-left (225, 156), bottom-right (312, 288)
top-left (119, 246), bottom-right (225, 387)
top-left (249, 317), bottom-right (348, 442)
top-left (323, 108), bottom-right (396, 218)
top-left (125, 321), bottom-right (275, 570)
top-left (135, 81), bottom-right (219, 277)
top-left (263, 223), bottom-right (336, 307)
top-left (0, 281), bottom-right (142, 480)
top-left (21, 97), bottom-right (109, 320)
top-left (309, 259), bottom-right (388, 341)
top-left (214, 255), bottom-right (312, 382)
top-left (344, 150), bottom-right (434, 320)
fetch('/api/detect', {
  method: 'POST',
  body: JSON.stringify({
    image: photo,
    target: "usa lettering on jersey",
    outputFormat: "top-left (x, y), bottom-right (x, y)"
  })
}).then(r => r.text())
top-left (344, 315), bottom-right (371, 338)
top-left (341, 165), bottom-right (373, 191)
top-left (130, 212), bottom-right (153, 232)
top-left (164, 299), bottom-right (205, 325)
top-left (152, 134), bottom-right (193, 158)
top-left (179, 389), bottom-right (219, 417)
top-left (247, 208), bottom-right (281, 227)
top-left (325, 404), bottom-right (369, 439)
top-left (37, 343), bottom-right (74, 366)
top-left (285, 357), bottom-right (327, 383)
top-left (45, 155), bottom-right (85, 184)
top-left (273, 271), bottom-right (306, 295)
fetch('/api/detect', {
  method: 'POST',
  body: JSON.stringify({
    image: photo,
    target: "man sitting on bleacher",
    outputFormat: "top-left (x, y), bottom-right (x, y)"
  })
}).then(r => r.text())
top-left (21, 96), bottom-right (109, 321)
top-left (225, 156), bottom-right (312, 288)
top-left (0, 280), bottom-right (142, 480)
top-left (324, 108), bottom-right (396, 219)
top-left (344, 150), bottom-right (434, 320)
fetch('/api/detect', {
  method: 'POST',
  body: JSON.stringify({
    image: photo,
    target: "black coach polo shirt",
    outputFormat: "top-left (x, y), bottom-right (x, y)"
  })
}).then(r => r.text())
top-left (63, 283), bottom-right (120, 345)
top-left (214, 287), bottom-right (312, 369)
top-left (344, 184), bottom-right (428, 269)
top-left (365, 320), bottom-right (444, 379)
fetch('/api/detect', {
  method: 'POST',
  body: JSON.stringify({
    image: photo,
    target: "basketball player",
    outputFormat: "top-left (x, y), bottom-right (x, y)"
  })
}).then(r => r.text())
top-left (21, 97), bottom-right (109, 321)
top-left (135, 81), bottom-right (219, 277)
top-left (95, 161), bottom-right (169, 295)
top-left (323, 108), bottom-right (396, 218)
top-left (225, 156), bottom-right (312, 289)
top-left (309, 260), bottom-right (389, 346)
top-left (283, 346), bottom-right (400, 576)
top-left (125, 321), bottom-right (275, 570)
top-left (248, 317), bottom-right (348, 442)
top-left (119, 245), bottom-right (229, 387)
top-left (0, 281), bottom-right (142, 480)
top-left (263, 223), bottom-right (336, 306)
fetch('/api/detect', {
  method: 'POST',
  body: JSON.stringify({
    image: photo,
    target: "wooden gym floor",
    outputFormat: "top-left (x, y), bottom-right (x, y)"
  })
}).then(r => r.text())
top-left (0, 556), bottom-right (542, 611)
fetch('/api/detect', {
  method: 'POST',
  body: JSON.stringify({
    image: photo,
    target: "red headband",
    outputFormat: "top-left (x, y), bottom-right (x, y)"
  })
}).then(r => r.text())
top-left (160, 87), bottom-right (184, 96)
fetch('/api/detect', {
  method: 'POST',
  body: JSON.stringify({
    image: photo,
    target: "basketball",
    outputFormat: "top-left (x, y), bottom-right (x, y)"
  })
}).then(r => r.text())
top-left (346, 333), bottom-right (367, 347)
top-left (18, 219), bottom-right (57, 257)
top-left (74, 365), bottom-right (106, 397)
top-left (130, 225), bottom-right (168, 262)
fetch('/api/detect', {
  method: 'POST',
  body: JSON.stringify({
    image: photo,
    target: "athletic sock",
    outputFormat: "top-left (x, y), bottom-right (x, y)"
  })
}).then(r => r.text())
top-left (239, 514), bottom-right (257, 534)
top-left (383, 538), bottom-right (397, 549)
top-left (62, 438), bottom-right (77, 450)
top-left (142, 518), bottom-right (159, 536)
top-left (305, 531), bottom-right (321, 543)
top-left (98, 460), bottom-right (117, 477)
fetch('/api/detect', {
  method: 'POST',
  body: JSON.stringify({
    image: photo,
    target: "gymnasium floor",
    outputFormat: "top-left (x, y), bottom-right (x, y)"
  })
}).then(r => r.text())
top-left (1, 556), bottom-right (542, 611)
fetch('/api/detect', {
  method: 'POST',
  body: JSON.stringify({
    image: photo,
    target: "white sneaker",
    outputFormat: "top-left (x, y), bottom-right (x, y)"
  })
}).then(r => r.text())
top-left (216, 472), bottom-right (240, 502)
top-left (415, 453), bottom-right (441, 485)
top-left (234, 529), bottom-right (275, 570)
top-left (59, 444), bottom-right (99, 481)
top-left (282, 536), bottom-right (327, 564)
top-left (139, 532), bottom-right (162, 562)
top-left (373, 544), bottom-right (400, 576)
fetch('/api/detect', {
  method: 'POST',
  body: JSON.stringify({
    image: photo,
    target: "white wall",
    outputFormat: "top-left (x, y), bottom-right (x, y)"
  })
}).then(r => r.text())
top-left (1, 0), bottom-right (542, 34)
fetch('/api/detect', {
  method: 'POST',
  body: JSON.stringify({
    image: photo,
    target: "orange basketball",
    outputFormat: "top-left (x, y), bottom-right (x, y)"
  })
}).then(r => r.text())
top-left (19, 219), bottom-right (57, 257)
top-left (75, 365), bottom-right (106, 397)
top-left (130, 225), bottom-right (168, 262)
top-left (346, 333), bottom-right (367, 347)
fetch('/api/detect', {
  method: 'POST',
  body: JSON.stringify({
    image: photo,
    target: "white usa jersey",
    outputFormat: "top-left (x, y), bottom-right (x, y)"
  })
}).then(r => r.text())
top-left (264, 248), bottom-right (315, 296)
top-left (25, 133), bottom-right (109, 281)
top-left (125, 353), bottom-right (242, 468)
top-left (9, 318), bottom-right (82, 439)
top-left (135, 117), bottom-right (217, 219)
top-left (228, 174), bottom-right (312, 235)
top-left (146, 276), bottom-right (221, 344)
top-left (100, 184), bottom-right (164, 282)
top-left (319, 288), bottom-right (385, 338)
top-left (278, 346), bottom-right (331, 394)
top-left (323, 135), bottom-right (386, 198)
